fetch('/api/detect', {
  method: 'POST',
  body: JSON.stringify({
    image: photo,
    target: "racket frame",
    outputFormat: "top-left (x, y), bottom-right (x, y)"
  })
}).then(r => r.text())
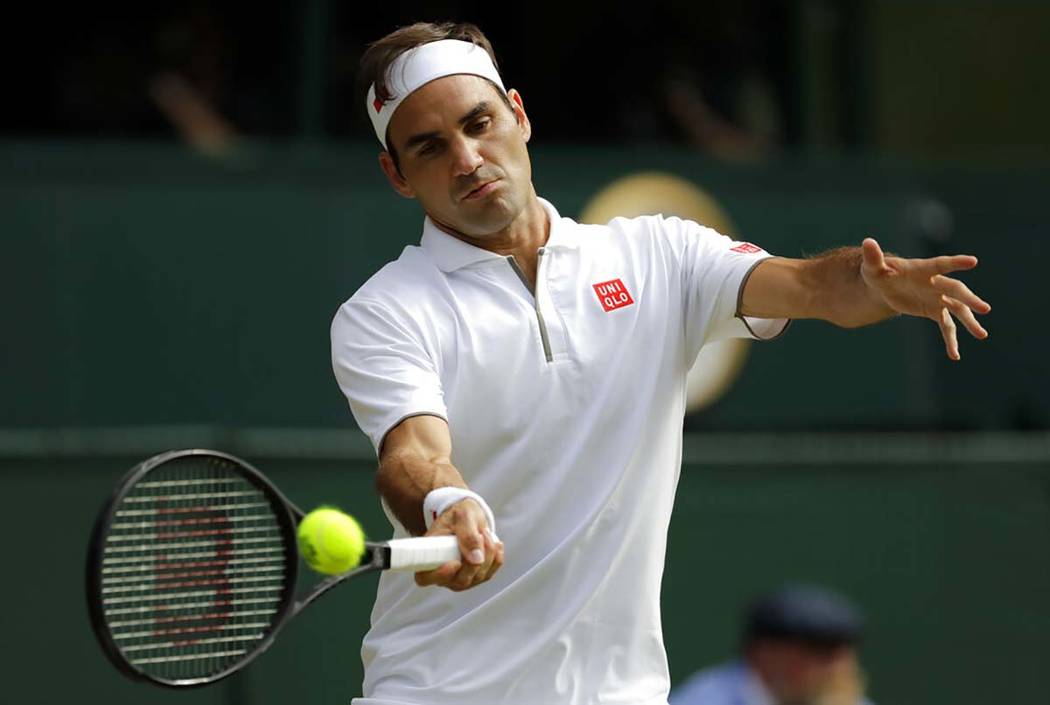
top-left (86, 449), bottom-right (306, 688)
top-left (86, 448), bottom-right (450, 688)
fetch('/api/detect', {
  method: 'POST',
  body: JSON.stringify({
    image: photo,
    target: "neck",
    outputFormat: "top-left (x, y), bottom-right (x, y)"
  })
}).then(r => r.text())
top-left (432, 189), bottom-right (549, 280)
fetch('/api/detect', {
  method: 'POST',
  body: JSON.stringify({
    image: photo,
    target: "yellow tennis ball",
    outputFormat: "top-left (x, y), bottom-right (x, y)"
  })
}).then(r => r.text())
top-left (297, 507), bottom-right (366, 575)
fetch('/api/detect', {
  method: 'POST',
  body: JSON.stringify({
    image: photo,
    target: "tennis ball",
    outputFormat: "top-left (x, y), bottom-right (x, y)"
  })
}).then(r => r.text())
top-left (297, 507), bottom-right (366, 575)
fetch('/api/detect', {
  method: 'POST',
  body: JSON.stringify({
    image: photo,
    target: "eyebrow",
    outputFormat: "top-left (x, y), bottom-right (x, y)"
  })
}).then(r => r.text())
top-left (402, 101), bottom-right (494, 152)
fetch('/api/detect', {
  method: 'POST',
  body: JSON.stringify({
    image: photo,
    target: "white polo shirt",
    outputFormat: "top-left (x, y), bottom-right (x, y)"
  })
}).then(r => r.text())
top-left (331, 198), bottom-right (787, 705)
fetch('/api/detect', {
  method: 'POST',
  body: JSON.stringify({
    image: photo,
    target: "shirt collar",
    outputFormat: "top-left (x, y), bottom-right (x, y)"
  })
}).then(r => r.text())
top-left (420, 197), bottom-right (577, 273)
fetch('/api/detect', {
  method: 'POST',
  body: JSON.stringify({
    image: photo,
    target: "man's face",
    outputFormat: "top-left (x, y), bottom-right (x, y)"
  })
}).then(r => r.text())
top-left (749, 640), bottom-right (862, 705)
top-left (380, 74), bottom-right (533, 238)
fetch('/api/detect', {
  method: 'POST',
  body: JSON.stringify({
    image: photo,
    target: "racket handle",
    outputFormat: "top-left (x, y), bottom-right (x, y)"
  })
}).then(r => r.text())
top-left (384, 536), bottom-right (462, 571)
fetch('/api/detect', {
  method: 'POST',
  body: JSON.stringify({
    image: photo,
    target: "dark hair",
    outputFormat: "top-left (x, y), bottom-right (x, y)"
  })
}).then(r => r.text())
top-left (358, 22), bottom-right (511, 170)
top-left (742, 584), bottom-right (864, 651)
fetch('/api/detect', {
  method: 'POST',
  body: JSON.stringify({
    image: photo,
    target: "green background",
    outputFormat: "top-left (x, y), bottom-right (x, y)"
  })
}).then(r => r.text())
top-left (6, 1), bottom-right (1050, 702)
top-left (2, 141), bottom-right (1047, 705)
top-left (3, 434), bottom-right (1048, 705)
top-left (3, 142), bottom-right (1045, 431)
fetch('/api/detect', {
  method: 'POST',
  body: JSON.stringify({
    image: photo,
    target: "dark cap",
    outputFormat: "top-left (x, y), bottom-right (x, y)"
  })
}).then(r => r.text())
top-left (743, 584), bottom-right (865, 647)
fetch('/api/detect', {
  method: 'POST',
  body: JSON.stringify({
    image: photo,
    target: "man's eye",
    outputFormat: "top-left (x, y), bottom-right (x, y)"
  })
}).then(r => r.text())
top-left (418, 143), bottom-right (439, 156)
top-left (469, 119), bottom-right (491, 134)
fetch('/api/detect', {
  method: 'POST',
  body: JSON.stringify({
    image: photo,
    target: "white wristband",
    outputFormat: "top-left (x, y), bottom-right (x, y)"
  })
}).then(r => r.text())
top-left (423, 487), bottom-right (498, 539)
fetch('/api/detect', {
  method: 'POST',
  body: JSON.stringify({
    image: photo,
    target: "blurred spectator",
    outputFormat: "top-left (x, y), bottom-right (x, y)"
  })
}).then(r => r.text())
top-left (322, 3), bottom-right (792, 147)
top-left (671, 584), bottom-right (872, 705)
top-left (148, 5), bottom-right (240, 154)
top-left (36, 3), bottom-right (290, 142)
top-left (663, 62), bottom-right (782, 162)
top-left (606, 3), bottom-right (788, 159)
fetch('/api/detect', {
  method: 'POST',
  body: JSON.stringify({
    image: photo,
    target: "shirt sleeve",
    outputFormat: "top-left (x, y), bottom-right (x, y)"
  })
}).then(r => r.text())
top-left (330, 297), bottom-right (447, 455)
top-left (657, 215), bottom-right (790, 363)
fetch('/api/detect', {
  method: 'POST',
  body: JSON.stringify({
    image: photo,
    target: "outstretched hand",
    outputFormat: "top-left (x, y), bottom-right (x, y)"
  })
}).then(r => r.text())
top-left (860, 238), bottom-right (991, 360)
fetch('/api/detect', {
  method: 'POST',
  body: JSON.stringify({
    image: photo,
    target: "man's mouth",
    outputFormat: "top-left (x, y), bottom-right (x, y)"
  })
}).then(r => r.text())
top-left (461, 179), bottom-right (499, 201)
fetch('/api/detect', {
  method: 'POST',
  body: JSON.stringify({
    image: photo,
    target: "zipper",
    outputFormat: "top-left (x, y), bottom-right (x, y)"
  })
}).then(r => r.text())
top-left (507, 248), bottom-right (553, 363)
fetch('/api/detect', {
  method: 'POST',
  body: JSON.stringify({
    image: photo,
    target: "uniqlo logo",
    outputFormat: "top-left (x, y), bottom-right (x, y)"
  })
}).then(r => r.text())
top-left (730, 242), bottom-right (763, 254)
top-left (593, 278), bottom-right (634, 312)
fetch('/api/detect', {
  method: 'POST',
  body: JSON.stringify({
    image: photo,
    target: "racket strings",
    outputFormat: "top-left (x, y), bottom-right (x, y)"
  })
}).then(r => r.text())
top-left (99, 456), bottom-right (290, 682)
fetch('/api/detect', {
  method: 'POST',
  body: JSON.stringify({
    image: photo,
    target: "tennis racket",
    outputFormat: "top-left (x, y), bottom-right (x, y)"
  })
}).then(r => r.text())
top-left (85, 448), bottom-right (460, 688)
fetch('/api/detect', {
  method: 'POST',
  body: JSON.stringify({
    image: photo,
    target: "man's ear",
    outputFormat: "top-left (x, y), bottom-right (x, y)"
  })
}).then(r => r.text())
top-left (507, 89), bottom-right (532, 143)
top-left (378, 151), bottom-right (415, 199)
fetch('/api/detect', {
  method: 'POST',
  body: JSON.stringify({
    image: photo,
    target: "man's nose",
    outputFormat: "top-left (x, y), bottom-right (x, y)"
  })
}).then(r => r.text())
top-left (450, 135), bottom-right (484, 176)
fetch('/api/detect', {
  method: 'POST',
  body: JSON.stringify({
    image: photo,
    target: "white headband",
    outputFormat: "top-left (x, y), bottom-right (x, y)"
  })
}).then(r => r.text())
top-left (366, 39), bottom-right (507, 149)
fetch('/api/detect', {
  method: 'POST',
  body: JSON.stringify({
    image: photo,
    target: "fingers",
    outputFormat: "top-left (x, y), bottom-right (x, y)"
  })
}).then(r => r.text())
top-left (931, 275), bottom-right (991, 314)
top-left (861, 238), bottom-right (891, 274)
top-left (414, 560), bottom-right (462, 587)
top-left (456, 510), bottom-right (487, 567)
top-left (480, 529), bottom-right (504, 583)
top-left (446, 515), bottom-right (487, 590)
top-left (414, 499), bottom-right (503, 591)
top-left (942, 295), bottom-right (988, 340)
top-left (932, 254), bottom-right (978, 275)
top-left (937, 307), bottom-right (960, 361)
top-left (931, 293), bottom-right (989, 361)
top-left (435, 530), bottom-right (503, 592)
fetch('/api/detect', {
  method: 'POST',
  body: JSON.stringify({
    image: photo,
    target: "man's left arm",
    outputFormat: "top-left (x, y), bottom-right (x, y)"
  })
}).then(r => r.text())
top-left (741, 237), bottom-right (991, 360)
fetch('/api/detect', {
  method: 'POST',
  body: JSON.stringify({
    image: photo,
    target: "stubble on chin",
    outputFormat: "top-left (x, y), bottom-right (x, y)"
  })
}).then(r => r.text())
top-left (441, 187), bottom-right (525, 239)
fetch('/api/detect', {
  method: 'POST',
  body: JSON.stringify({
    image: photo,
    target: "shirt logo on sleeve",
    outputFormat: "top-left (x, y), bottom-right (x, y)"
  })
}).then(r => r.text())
top-left (592, 278), bottom-right (635, 312)
top-left (730, 242), bottom-right (764, 254)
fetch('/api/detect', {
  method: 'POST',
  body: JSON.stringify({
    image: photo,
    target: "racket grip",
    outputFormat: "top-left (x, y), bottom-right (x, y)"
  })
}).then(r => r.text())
top-left (385, 536), bottom-right (462, 571)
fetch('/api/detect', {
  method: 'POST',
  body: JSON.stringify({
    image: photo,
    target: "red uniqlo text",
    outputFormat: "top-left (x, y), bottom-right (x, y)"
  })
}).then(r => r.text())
top-left (593, 278), bottom-right (635, 312)
top-left (730, 242), bottom-right (763, 254)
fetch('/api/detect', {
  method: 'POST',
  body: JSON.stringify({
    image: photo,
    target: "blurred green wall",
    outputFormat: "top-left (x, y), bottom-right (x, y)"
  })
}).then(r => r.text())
top-left (2, 434), bottom-right (1047, 705)
top-left (869, 1), bottom-right (1050, 161)
top-left (2, 140), bottom-right (1047, 704)
top-left (2, 141), bottom-right (1046, 431)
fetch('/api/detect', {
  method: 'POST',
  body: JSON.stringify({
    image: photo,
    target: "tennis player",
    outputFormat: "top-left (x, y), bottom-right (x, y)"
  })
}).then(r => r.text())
top-left (331, 22), bottom-right (990, 705)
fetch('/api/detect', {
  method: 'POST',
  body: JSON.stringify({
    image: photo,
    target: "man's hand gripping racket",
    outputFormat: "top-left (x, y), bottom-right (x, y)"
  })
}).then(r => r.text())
top-left (85, 449), bottom-right (463, 688)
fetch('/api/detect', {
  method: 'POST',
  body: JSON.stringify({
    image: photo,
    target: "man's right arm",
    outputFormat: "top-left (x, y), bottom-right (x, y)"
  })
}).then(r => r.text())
top-left (378, 414), bottom-right (504, 591)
